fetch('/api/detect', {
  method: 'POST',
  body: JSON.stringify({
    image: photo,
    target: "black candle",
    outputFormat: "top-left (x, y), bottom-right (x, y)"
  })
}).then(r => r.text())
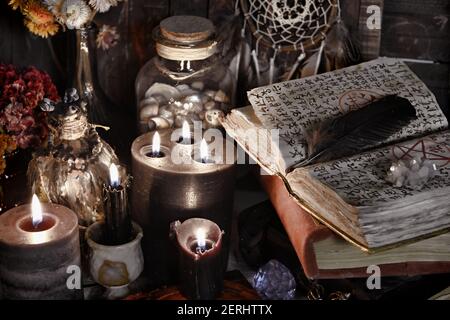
top-left (102, 164), bottom-right (133, 245)
top-left (131, 129), bottom-right (235, 286)
top-left (172, 218), bottom-right (225, 300)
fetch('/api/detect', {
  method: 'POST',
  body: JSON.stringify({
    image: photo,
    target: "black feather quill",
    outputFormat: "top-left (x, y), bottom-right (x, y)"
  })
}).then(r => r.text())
top-left (301, 95), bottom-right (417, 166)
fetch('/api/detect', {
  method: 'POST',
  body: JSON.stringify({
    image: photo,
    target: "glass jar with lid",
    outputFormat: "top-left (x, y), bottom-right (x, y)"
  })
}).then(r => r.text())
top-left (135, 16), bottom-right (234, 134)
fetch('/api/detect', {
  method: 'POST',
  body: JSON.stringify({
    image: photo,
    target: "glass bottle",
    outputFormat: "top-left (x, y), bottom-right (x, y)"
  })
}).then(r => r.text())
top-left (27, 89), bottom-right (120, 227)
top-left (135, 16), bottom-right (234, 134)
top-left (70, 24), bottom-right (135, 164)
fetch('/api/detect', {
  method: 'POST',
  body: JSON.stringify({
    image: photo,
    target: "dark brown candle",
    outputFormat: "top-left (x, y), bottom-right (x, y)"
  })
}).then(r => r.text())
top-left (131, 129), bottom-right (235, 286)
top-left (172, 218), bottom-right (224, 300)
top-left (0, 198), bottom-right (81, 299)
top-left (103, 164), bottom-right (133, 245)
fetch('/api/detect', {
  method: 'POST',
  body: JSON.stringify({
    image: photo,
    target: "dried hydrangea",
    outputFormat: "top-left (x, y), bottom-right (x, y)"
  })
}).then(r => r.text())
top-left (0, 64), bottom-right (60, 150)
top-left (96, 24), bottom-right (120, 50)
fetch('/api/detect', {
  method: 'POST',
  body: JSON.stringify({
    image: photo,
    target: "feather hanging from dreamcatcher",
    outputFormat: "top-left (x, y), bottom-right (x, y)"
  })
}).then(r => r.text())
top-left (215, 1), bottom-right (249, 104)
top-left (323, 16), bottom-right (362, 71)
top-left (298, 1), bottom-right (361, 78)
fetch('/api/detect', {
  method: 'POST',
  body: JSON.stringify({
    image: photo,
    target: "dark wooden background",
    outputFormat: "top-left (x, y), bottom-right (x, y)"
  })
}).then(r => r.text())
top-left (0, 0), bottom-right (448, 116)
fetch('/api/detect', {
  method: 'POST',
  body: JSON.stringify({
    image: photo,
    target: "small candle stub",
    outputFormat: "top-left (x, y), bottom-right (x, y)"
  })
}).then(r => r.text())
top-left (173, 218), bottom-right (225, 300)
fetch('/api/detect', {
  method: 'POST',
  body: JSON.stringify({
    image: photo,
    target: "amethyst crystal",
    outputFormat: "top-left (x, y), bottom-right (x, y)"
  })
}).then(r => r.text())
top-left (253, 260), bottom-right (296, 300)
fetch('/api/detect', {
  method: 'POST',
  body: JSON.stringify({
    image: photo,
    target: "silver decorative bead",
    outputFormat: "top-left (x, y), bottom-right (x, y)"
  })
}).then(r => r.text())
top-left (205, 109), bottom-right (224, 127)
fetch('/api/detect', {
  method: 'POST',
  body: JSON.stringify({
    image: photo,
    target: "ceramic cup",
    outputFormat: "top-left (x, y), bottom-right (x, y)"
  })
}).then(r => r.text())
top-left (86, 221), bottom-right (144, 299)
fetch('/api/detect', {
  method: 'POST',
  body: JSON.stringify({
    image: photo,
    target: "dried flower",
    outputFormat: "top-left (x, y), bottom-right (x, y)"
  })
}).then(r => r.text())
top-left (22, 0), bottom-right (60, 38)
top-left (8, 0), bottom-right (26, 10)
top-left (0, 64), bottom-right (59, 152)
top-left (96, 24), bottom-right (120, 50)
top-left (0, 134), bottom-right (18, 175)
top-left (9, 0), bottom-right (124, 36)
top-left (88, 0), bottom-right (121, 13)
top-left (62, 0), bottom-right (92, 29)
top-left (44, 0), bottom-right (66, 25)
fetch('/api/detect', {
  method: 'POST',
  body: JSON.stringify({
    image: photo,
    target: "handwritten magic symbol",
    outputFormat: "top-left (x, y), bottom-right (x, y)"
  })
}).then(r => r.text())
top-left (338, 90), bottom-right (383, 114)
top-left (392, 138), bottom-right (450, 168)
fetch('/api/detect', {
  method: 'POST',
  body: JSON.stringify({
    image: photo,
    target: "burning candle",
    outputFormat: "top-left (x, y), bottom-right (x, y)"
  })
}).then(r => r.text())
top-left (102, 164), bottom-right (133, 245)
top-left (150, 131), bottom-right (163, 158)
top-left (178, 121), bottom-right (193, 145)
top-left (0, 195), bottom-right (81, 299)
top-left (172, 218), bottom-right (224, 300)
top-left (199, 138), bottom-right (216, 164)
top-left (131, 129), bottom-right (235, 286)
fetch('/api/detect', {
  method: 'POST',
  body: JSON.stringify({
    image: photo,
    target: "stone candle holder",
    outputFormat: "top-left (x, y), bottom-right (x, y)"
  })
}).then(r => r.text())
top-left (85, 221), bottom-right (144, 299)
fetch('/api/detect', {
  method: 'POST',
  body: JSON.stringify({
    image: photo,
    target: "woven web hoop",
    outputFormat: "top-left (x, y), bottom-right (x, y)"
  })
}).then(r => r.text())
top-left (241, 0), bottom-right (339, 52)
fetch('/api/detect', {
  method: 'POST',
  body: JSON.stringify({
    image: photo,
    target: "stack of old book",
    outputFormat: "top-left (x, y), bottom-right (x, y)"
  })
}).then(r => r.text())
top-left (222, 58), bottom-right (450, 279)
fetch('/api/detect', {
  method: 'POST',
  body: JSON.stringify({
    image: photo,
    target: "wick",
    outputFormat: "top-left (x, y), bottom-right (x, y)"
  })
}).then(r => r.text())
top-left (196, 246), bottom-right (207, 254)
top-left (177, 136), bottom-right (194, 145)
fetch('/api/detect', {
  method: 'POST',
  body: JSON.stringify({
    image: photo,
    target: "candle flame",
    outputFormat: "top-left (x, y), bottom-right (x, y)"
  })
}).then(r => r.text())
top-left (152, 131), bottom-right (161, 155)
top-left (31, 194), bottom-right (43, 228)
top-left (109, 163), bottom-right (120, 188)
top-left (200, 139), bottom-right (209, 162)
top-left (196, 228), bottom-right (206, 249)
top-left (182, 121), bottom-right (190, 141)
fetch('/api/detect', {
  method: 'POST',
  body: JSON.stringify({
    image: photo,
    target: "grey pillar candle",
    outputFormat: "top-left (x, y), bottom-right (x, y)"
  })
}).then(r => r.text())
top-left (131, 129), bottom-right (235, 286)
top-left (0, 199), bottom-right (81, 299)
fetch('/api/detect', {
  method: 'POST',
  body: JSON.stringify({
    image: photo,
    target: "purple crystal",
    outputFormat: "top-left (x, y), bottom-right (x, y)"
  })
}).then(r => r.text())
top-left (253, 260), bottom-right (296, 300)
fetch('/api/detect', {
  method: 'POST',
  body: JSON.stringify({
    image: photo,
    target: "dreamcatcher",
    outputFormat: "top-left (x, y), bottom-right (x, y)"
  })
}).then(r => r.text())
top-left (237, 0), bottom-right (360, 87)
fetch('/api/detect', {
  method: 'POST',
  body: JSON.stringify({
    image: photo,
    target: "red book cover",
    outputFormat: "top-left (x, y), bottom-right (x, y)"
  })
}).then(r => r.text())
top-left (260, 174), bottom-right (450, 279)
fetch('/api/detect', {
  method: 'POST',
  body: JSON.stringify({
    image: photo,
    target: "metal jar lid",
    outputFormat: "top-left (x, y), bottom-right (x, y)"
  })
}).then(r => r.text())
top-left (154, 15), bottom-right (218, 61)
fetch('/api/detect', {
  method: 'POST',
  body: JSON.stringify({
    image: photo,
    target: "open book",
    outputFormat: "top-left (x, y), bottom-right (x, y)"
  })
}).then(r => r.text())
top-left (223, 58), bottom-right (450, 252)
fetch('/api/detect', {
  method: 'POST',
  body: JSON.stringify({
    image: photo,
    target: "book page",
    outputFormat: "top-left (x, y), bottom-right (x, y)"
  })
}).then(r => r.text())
top-left (247, 58), bottom-right (448, 170)
top-left (307, 131), bottom-right (450, 206)
top-left (304, 131), bottom-right (450, 248)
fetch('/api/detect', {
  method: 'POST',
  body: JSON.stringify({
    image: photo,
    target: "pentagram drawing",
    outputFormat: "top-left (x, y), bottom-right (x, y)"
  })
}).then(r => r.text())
top-left (392, 138), bottom-right (450, 168)
top-left (338, 89), bottom-right (383, 114)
